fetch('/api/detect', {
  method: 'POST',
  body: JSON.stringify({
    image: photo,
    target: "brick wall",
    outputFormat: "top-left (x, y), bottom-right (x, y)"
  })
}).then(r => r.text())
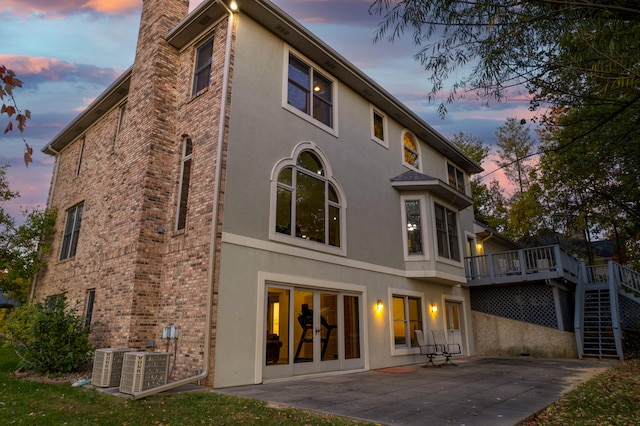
top-left (34, 0), bottom-right (233, 384)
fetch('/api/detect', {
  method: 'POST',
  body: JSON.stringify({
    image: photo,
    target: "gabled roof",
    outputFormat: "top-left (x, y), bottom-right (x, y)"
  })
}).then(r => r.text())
top-left (391, 170), bottom-right (473, 209)
top-left (42, 0), bottom-right (483, 175)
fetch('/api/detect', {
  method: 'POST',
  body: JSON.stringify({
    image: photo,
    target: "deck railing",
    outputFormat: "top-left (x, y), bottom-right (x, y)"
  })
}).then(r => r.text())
top-left (464, 244), bottom-right (580, 286)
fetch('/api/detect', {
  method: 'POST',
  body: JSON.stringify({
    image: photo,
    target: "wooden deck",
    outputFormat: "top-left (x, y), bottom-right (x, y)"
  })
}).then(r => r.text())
top-left (464, 245), bottom-right (580, 286)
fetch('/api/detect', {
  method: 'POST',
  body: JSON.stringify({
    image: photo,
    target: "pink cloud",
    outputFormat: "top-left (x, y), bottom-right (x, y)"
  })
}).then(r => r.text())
top-left (0, 55), bottom-right (73, 78)
top-left (0, 0), bottom-right (140, 17)
top-left (0, 55), bottom-right (122, 87)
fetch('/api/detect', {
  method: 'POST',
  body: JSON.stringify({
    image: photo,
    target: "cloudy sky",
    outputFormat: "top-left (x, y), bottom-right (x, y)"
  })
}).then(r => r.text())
top-left (1, 0), bottom-right (532, 221)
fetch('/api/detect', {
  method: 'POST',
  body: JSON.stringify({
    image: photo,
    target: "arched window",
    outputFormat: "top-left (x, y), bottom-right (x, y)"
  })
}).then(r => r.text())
top-left (402, 131), bottom-right (420, 170)
top-left (272, 143), bottom-right (345, 252)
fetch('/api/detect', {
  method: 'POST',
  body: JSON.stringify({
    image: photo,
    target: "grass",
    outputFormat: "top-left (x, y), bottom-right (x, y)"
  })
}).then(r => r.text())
top-left (520, 359), bottom-right (640, 425)
top-left (0, 344), bottom-right (371, 426)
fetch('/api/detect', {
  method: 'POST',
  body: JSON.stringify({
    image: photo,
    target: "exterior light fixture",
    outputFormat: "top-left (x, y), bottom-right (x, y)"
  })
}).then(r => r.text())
top-left (376, 299), bottom-right (384, 312)
top-left (430, 304), bottom-right (438, 314)
top-left (230, 1), bottom-right (238, 11)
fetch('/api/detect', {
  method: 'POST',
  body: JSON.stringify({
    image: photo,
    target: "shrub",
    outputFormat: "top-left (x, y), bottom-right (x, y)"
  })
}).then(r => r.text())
top-left (1, 293), bottom-right (93, 374)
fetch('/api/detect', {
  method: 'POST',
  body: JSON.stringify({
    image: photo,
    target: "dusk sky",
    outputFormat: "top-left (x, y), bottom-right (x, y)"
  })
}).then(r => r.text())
top-left (1, 0), bottom-right (533, 221)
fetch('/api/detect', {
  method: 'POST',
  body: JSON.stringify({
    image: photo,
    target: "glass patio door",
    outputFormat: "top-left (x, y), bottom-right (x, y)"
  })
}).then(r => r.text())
top-left (264, 285), bottom-right (362, 379)
top-left (292, 290), bottom-right (340, 375)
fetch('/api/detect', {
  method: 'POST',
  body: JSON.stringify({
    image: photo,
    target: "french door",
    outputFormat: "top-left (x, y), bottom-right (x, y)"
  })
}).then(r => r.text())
top-left (445, 300), bottom-right (464, 353)
top-left (264, 285), bottom-right (363, 380)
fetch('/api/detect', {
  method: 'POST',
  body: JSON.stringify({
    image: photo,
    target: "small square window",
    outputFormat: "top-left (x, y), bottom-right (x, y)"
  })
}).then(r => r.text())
top-left (371, 108), bottom-right (388, 147)
top-left (447, 163), bottom-right (465, 193)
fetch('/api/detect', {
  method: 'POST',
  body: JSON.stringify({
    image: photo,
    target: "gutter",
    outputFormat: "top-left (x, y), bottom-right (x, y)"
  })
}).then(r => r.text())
top-left (131, 1), bottom-right (235, 399)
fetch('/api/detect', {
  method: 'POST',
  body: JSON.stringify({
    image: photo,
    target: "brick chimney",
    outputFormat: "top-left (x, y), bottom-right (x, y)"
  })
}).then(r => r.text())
top-left (117, 0), bottom-right (190, 347)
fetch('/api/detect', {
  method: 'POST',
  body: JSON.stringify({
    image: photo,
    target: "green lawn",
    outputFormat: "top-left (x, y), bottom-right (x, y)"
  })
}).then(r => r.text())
top-left (0, 344), bottom-right (370, 426)
top-left (520, 359), bottom-right (640, 425)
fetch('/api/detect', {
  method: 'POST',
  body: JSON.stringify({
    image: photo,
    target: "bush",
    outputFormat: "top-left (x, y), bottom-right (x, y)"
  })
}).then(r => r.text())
top-left (1, 293), bottom-right (93, 374)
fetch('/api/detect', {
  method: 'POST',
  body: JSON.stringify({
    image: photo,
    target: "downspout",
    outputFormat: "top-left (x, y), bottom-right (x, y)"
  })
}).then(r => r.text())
top-left (132, 3), bottom-right (235, 399)
top-left (29, 146), bottom-right (61, 302)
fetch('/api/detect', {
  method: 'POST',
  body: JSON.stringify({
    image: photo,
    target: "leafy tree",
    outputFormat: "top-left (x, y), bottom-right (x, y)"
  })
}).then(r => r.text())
top-left (370, 1), bottom-right (640, 122)
top-left (474, 179), bottom-right (510, 234)
top-left (1, 65), bottom-right (33, 165)
top-left (450, 132), bottom-right (509, 231)
top-left (0, 208), bottom-right (57, 303)
top-left (0, 165), bottom-right (56, 304)
top-left (538, 106), bottom-right (640, 264)
top-left (1, 293), bottom-right (93, 374)
top-left (494, 118), bottom-right (537, 193)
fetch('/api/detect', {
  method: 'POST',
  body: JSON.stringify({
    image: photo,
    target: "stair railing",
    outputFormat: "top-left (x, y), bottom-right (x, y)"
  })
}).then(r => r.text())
top-left (574, 260), bottom-right (587, 359)
top-left (609, 261), bottom-right (624, 360)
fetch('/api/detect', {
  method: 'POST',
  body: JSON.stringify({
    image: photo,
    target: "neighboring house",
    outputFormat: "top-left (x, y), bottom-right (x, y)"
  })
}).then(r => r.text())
top-left (33, 0), bottom-right (483, 390)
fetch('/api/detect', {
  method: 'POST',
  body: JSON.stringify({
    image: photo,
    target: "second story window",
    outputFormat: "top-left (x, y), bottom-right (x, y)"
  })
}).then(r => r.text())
top-left (402, 131), bottom-right (420, 170)
top-left (272, 142), bottom-right (345, 254)
top-left (176, 137), bottom-right (193, 230)
top-left (435, 203), bottom-right (460, 261)
top-left (192, 37), bottom-right (214, 95)
top-left (287, 53), bottom-right (334, 129)
top-left (447, 163), bottom-right (465, 193)
top-left (60, 203), bottom-right (83, 260)
top-left (371, 107), bottom-right (387, 147)
top-left (405, 200), bottom-right (423, 255)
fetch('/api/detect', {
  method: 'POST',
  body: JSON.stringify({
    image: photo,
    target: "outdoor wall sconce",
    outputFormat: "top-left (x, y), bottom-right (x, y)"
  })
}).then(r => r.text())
top-left (376, 299), bottom-right (384, 312)
top-left (430, 304), bottom-right (438, 314)
top-left (230, 1), bottom-right (238, 11)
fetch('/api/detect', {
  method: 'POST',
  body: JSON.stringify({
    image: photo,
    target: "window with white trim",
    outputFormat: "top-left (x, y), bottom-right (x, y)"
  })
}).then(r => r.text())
top-left (60, 203), bottom-right (83, 260)
top-left (447, 162), bottom-right (465, 193)
top-left (435, 203), bottom-right (460, 261)
top-left (176, 136), bottom-right (193, 231)
top-left (392, 294), bottom-right (423, 348)
top-left (405, 199), bottom-right (423, 255)
top-left (272, 143), bottom-right (345, 253)
top-left (371, 107), bottom-right (387, 146)
top-left (402, 130), bottom-right (420, 170)
top-left (286, 53), bottom-right (334, 129)
top-left (276, 151), bottom-right (341, 246)
top-left (192, 37), bottom-right (214, 95)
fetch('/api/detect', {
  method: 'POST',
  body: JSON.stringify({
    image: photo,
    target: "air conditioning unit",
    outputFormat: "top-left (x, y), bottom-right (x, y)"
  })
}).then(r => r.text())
top-left (91, 348), bottom-right (134, 387)
top-left (119, 352), bottom-right (171, 395)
